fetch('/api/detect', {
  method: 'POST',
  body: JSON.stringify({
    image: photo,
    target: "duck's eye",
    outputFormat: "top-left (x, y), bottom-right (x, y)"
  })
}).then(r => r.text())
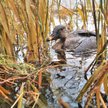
top-left (60, 28), bottom-right (63, 30)
top-left (60, 28), bottom-right (65, 31)
top-left (57, 28), bottom-right (64, 33)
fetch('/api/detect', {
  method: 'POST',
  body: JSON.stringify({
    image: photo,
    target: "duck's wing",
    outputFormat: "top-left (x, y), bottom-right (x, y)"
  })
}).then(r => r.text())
top-left (64, 36), bottom-right (83, 50)
top-left (72, 30), bottom-right (96, 37)
top-left (73, 36), bottom-right (96, 53)
top-left (78, 31), bottom-right (96, 37)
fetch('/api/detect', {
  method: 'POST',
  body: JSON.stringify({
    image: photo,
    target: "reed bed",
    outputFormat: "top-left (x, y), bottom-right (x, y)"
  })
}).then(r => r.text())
top-left (0, 0), bottom-right (108, 107)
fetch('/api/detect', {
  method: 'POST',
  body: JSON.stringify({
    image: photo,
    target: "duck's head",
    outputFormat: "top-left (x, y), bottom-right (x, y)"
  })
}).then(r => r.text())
top-left (47, 25), bottom-right (66, 41)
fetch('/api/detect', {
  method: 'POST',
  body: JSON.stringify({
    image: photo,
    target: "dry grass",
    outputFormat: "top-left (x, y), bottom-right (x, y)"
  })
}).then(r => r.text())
top-left (0, 0), bottom-right (108, 107)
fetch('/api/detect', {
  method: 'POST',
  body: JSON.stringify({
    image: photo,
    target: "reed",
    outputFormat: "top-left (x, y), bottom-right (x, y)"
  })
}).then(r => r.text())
top-left (0, 0), bottom-right (108, 107)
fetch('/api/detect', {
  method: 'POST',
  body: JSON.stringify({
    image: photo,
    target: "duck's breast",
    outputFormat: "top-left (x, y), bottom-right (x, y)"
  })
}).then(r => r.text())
top-left (52, 40), bottom-right (63, 51)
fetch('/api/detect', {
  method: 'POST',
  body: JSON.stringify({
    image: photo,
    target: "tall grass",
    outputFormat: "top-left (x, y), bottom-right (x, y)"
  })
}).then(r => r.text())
top-left (0, 0), bottom-right (50, 64)
top-left (0, 0), bottom-right (108, 107)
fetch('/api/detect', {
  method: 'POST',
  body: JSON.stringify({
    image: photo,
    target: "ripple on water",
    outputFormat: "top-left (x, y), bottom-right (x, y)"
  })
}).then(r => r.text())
top-left (47, 50), bottom-right (96, 107)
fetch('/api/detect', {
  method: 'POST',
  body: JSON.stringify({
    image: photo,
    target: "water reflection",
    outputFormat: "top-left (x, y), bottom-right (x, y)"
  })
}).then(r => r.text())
top-left (56, 50), bottom-right (66, 64)
top-left (50, 49), bottom-right (67, 72)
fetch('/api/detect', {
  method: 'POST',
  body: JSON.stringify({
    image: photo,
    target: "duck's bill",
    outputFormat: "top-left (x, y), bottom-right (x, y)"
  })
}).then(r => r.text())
top-left (46, 34), bottom-right (56, 41)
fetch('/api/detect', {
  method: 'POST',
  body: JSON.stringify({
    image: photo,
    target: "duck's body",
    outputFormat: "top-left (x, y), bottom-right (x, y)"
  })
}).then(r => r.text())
top-left (64, 30), bottom-right (96, 53)
top-left (47, 25), bottom-right (97, 54)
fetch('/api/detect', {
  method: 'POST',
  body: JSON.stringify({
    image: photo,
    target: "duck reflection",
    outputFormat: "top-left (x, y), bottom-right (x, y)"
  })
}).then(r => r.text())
top-left (49, 41), bottom-right (66, 72)
top-left (50, 49), bottom-right (66, 68)
top-left (49, 35), bottom-right (67, 66)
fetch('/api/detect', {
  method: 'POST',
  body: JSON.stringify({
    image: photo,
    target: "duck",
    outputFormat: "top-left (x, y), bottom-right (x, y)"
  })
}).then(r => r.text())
top-left (47, 25), bottom-right (97, 54)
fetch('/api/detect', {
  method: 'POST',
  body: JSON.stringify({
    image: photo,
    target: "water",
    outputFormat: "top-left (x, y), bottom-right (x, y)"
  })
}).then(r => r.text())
top-left (46, 45), bottom-right (96, 107)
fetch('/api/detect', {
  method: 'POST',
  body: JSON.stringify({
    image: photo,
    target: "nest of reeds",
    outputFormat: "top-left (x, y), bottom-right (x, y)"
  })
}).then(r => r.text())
top-left (0, 54), bottom-right (51, 108)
